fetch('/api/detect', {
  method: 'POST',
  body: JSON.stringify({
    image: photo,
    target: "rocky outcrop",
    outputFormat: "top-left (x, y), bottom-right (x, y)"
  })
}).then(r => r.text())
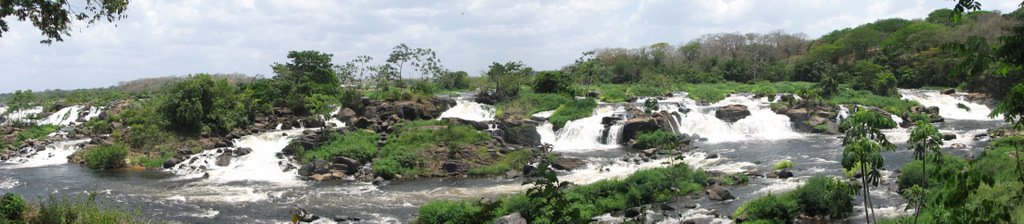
top-left (774, 101), bottom-right (839, 134)
top-left (620, 117), bottom-right (659, 144)
top-left (495, 213), bottom-right (527, 224)
top-left (907, 106), bottom-right (944, 124)
top-left (715, 104), bottom-right (751, 122)
top-left (705, 185), bottom-right (735, 201)
top-left (551, 157), bottom-right (585, 171)
top-left (499, 118), bottom-right (542, 147)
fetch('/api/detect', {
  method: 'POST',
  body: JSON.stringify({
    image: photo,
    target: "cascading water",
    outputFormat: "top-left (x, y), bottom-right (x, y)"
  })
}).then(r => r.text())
top-left (40, 105), bottom-right (82, 126)
top-left (899, 89), bottom-right (999, 120)
top-left (169, 129), bottom-right (307, 185)
top-left (438, 99), bottom-right (495, 122)
top-left (2, 139), bottom-right (91, 169)
top-left (3, 106), bottom-right (43, 124)
top-left (538, 104), bottom-right (624, 152)
top-left (671, 94), bottom-right (802, 143)
top-left (324, 108), bottom-right (347, 128)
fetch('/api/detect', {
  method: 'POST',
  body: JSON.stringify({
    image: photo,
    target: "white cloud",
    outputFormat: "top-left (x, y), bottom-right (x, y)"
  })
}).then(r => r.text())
top-left (0, 0), bottom-right (1019, 92)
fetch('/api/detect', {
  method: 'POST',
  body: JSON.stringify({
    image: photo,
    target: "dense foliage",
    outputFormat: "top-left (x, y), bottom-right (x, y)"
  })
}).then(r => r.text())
top-left (735, 176), bottom-right (856, 223)
top-left (162, 74), bottom-right (260, 134)
top-left (632, 130), bottom-right (681, 150)
top-left (83, 144), bottom-right (129, 170)
top-left (547, 98), bottom-right (597, 130)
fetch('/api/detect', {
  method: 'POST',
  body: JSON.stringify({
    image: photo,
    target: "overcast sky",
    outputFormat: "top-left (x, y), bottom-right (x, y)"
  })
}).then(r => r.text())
top-left (0, 0), bottom-right (1020, 93)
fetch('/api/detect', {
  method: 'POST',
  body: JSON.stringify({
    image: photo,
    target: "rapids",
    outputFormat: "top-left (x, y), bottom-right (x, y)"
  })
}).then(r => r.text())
top-left (0, 91), bottom-right (1006, 223)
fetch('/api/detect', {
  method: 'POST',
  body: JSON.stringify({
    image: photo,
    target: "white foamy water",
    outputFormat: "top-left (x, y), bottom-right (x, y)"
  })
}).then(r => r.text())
top-left (40, 105), bottom-right (82, 126)
top-left (672, 94), bottom-right (802, 143)
top-left (2, 138), bottom-right (91, 169)
top-left (169, 129), bottom-right (307, 185)
top-left (324, 108), bottom-right (347, 128)
top-left (0, 177), bottom-right (20, 189)
top-left (899, 89), bottom-right (999, 120)
top-left (438, 99), bottom-right (495, 122)
top-left (3, 106), bottom-right (43, 124)
top-left (538, 104), bottom-right (623, 152)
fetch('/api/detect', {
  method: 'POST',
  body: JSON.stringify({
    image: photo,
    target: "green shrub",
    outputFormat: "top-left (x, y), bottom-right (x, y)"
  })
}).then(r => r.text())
top-left (632, 130), bottom-right (679, 150)
top-left (302, 130), bottom-right (379, 163)
top-left (161, 74), bottom-right (258, 134)
top-left (739, 193), bottom-right (799, 223)
top-left (840, 109), bottom-right (898, 131)
top-left (827, 89), bottom-right (919, 115)
top-left (791, 176), bottom-right (855, 218)
top-left (11, 125), bottom-right (58, 147)
top-left (722, 173), bottom-right (749, 186)
top-left (548, 98), bottom-right (597, 129)
top-left (469, 149), bottom-right (535, 176)
top-left (437, 125), bottom-right (490, 149)
top-left (417, 200), bottom-right (484, 224)
top-left (36, 193), bottom-right (146, 224)
top-left (134, 148), bottom-right (174, 168)
top-left (83, 144), bottom-right (129, 169)
top-left (0, 193), bottom-right (26, 221)
top-left (496, 91), bottom-right (573, 118)
top-left (773, 160), bottom-right (793, 170)
top-left (533, 71), bottom-right (575, 95)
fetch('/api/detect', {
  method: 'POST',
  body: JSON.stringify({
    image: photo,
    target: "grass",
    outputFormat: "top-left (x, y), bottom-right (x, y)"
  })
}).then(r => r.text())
top-left (632, 130), bottom-right (679, 150)
top-left (773, 160), bottom-right (793, 170)
top-left (673, 81), bottom-right (814, 102)
top-left (548, 98), bottom-right (597, 130)
top-left (417, 163), bottom-right (707, 223)
top-left (496, 89), bottom-right (573, 118)
top-left (1, 125), bottom-right (59, 150)
top-left (0, 192), bottom-right (151, 223)
top-left (301, 130), bottom-right (379, 163)
top-left (133, 148), bottom-right (174, 168)
top-left (373, 120), bottom-right (492, 179)
top-left (468, 149), bottom-right (536, 176)
top-left (827, 88), bottom-right (919, 115)
top-left (734, 176), bottom-right (856, 222)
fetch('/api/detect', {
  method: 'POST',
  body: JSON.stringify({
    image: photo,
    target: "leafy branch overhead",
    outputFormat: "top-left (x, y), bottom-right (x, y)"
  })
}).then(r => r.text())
top-left (0, 0), bottom-right (129, 44)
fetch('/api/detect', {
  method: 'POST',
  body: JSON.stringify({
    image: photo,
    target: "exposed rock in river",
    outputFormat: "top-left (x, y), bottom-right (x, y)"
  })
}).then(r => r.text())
top-left (715, 104), bottom-right (751, 122)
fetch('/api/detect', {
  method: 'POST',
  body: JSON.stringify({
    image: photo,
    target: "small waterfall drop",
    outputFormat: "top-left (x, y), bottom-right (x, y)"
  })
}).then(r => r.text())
top-left (2, 139), bottom-right (91, 169)
top-left (438, 99), bottom-right (496, 122)
top-left (169, 129), bottom-right (306, 184)
top-left (899, 89), bottom-right (999, 120)
top-left (40, 105), bottom-right (82, 126)
top-left (539, 105), bottom-right (624, 152)
top-left (324, 108), bottom-right (347, 128)
top-left (672, 94), bottom-right (802, 143)
top-left (3, 107), bottom-right (43, 124)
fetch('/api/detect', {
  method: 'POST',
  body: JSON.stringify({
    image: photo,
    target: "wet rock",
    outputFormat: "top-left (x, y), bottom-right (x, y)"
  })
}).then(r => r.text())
top-left (660, 204), bottom-right (676, 211)
top-left (777, 169), bottom-right (794, 179)
top-left (601, 116), bottom-right (622, 126)
top-left (942, 88), bottom-right (956, 94)
top-left (214, 139), bottom-right (232, 148)
top-left (354, 117), bottom-right (372, 129)
top-left (335, 108), bottom-right (358, 123)
top-left (495, 212), bottom-right (527, 224)
top-left (442, 161), bottom-right (469, 174)
top-left (705, 153), bottom-right (719, 159)
top-left (620, 117), bottom-right (659, 144)
top-left (499, 118), bottom-right (542, 146)
top-left (215, 153), bottom-right (231, 167)
top-left (332, 215), bottom-right (361, 222)
top-left (372, 177), bottom-right (388, 186)
top-left (951, 143), bottom-right (967, 149)
top-left (624, 208), bottom-right (641, 218)
top-left (163, 157), bottom-right (182, 169)
top-left (233, 147), bottom-right (252, 156)
top-left (942, 133), bottom-right (957, 141)
top-left (681, 220), bottom-right (696, 224)
top-left (443, 118), bottom-right (490, 130)
top-left (475, 91), bottom-right (500, 105)
top-left (332, 156), bottom-right (360, 173)
top-left (705, 185), bottom-right (734, 201)
top-left (522, 165), bottom-right (538, 177)
top-left (552, 157), bottom-right (586, 171)
top-left (683, 202), bottom-right (697, 209)
top-left (715, 104), bottom-right (751, 122)
top-left (305, 119), bottom-right (325, 128)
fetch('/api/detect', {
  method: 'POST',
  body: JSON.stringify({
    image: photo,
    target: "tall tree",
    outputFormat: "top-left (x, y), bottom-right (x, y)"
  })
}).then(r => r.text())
top-left (0, 0), bottom-right (129, 44)
top-left (485, 61), bottom-right (532, 102)
top-left (270, 50), bottom-right (341, 114)
top-left (840, 110), bottom-right (896, 224)
top-left (387, 43), bottom-right (413, 83)
top-left (906, 121), bottom-right (943, 223)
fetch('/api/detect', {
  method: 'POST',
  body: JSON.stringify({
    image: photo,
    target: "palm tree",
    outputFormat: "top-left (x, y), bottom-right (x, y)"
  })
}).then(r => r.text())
top-left (840, 110), bottom-right (897, 224)
top-left (907, 121), bottom-right (943, 223)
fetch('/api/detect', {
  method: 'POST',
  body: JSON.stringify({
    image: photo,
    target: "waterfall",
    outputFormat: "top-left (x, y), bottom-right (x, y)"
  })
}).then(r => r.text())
top-left (670, 94), bottom-right (802, 143)
top-left (438, 99), bottom-right (496, 122)
top-left (836, 105), bottom-right (850, 122)
top-left (899, 89), bottom-right (999, 120)
top-left (2, 139), bottom-right (91, 169)
top-left (81, 106), bottom-right (104, 122)
top-left (3, 107), bottom-right (43, 124)
top-left (168, 129), bottom-right (306, 184)
top-left (325, 108), bottom-right (347, 128)
top-left (40, 105), bottom-right (82, 126)
top-left (538, 105), bottom-right (624, 152)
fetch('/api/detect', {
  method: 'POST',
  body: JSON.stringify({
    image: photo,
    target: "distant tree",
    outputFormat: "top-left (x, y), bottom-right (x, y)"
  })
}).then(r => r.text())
top-left (721, 58), bottom-right (751, 82)
top-left (485, 61), bottom-right (532, 101)
top-left (5, 90), bottom-right (36, 111)
top-left (532, 71), bottom-right (574, 95)
top-left (387, 43), bottom-right (414, 83)
top-left (435, 70), bottom-right (470, 90)
top-left (0, 0), bottom-right (128, 44)
top-left (270, 50), bottom-right (341, 114)
top-left (411, 47), bottom-right (445, 81)
top-left (163, 74), bottom-right (254, 134)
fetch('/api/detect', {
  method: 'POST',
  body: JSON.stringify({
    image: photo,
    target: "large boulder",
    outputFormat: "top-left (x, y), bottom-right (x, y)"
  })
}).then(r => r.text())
top-left (705, 185), bottom-right (735, 201)
top-left (715, 104), bottom-right (751, 122)
top-left (499, 118), bottom-right (542, 147)
top-left (443, 118), bottom-right (491, 130)
top-left (334, 108), bottom-right (358, 123)
top-left (909, 106), bottom-right (944, 123)
top-left (215, 153), bottom-right (231, 167)
top-left (495, 213), bottom-right (527, 224)
top-left (619, 117), bottom-right (659, 145)
top-left (551, 157), bottom-right (585, 171)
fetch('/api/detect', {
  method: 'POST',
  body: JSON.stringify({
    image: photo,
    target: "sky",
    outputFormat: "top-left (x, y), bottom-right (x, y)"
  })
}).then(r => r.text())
top-left (0, 0), bottom-right (1020, 93)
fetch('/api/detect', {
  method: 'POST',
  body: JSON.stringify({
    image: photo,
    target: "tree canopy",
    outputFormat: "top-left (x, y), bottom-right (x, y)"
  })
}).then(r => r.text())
top-left (0, 0), bottom-right (129, 44)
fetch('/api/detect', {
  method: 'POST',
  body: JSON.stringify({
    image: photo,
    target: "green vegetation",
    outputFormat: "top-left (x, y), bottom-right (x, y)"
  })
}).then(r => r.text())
top-left (300, 130), bottom-right (379, 163)
top-left (840, 109), bottom-right (896, 223)
top-left (735, 176), bottom-right (856, 223)
top-left (772, 160), bottom-right (793, 170)
top-left (417, 163), bottom-right (707, 223)
top-left (674, 82), bottom-right (814, 102)
top-left (547, 98), bottom-right (597, 130)
top-left (827, 89), bottom-right (919, 115)
top-left (496, 90), bottom-right (572, 118)
top-left (721, 173), bottom-right (750, 186)
top-left (373, 120), bottom-right (493, 179)
top-left (83, 144), bottom-right (129, 170)
top-left (468, 149), bottom-right (535, 176)
top-left (632, 130), bottom-right (680, 150)
top-left (162, 73), bottom-right (261, 134)
top-left (0, 125), bottom-right (58, 150)
top-left (1, 193), bottom-right (26, 221)
top-left (0, 192), bottom-right (148, 223)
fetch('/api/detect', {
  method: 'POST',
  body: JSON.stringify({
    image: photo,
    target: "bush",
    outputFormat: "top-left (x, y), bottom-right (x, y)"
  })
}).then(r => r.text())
top-left (498, 91), bottom-right (573, 118)
top-left (161, 74), bottom-right (257, 134)
top-left (302, 130), bottom-right (379, 163)
top-left (722, 173), bottom-right (749, 186)
top-left (840, 109), bottom-right (898, 131)
top-left (417, 200), bottom-right (484, 224)
top-left (83, 144), bottom-right (129, 169)
top-left (548, 98), bottom-right (597, 129)
top-left (435, 70), bottom-right (471, 90)
top-left (36, 193), bottom-right (145, 224)
top-left (532, 71), bottom-right (575, 95)
top-left (773, 160), bottom-right (793, 170)
top-left (469, 149), bottom-right (535, 176)
top-left (437, 125), bottom-right (490, 149)
top-left (0, 193), bottom-right (26, 221)
top-left (827, 89), bottom-right (919, 115)
top-left (632, 130), bottom-right (679, 150)
top-left (739, 193), bottom-right (799, 223)
top-left (791, 176), bottom-right (855, 218)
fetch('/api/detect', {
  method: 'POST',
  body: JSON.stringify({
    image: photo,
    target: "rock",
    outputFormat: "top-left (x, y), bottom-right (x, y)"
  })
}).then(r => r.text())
top-left (215, 153), bottom-right (231, 167)
top-left (332, 215), bottom-right (361, 222)
top-left (522, 165), bottom-right (538, 177)
top-left (660, 204), bottom-right (676, 211)
top-left (942, 133), bottom-right (957, 141)
top-left (495, 212), bottom-right (527, 224)
top-left (683, 203), bottom-right (697, 209)
top-left (500, 118), bottom-right (542, 146)
top-left (777, 169), bottom-right (794, 179)
top-left (705, 153), bottom-right (719, 159)
top-left (705, 185), bottom-right (734, 201)
top-left (601, 116), bottom-right (623, 126)
top-left (586, 91), bottom-right (600, 98)
top-left (304, 119), bottom-right (325, 128)
top-left (681, 220), bottom-right (696, 224)
top-left (354, 117), bottom-right (372, 129)
top-left (163, 157), bottom-right (182, 169)
top-left (443, 118), bottom-right (490, 130)
top-left (332, 156), bottom-right (360, 173)
top-left (951, 143), bottom-right (967, 149)
top-left (620, 118), bottom-right (659, 144)
top-left (552, 157), bottom-right (586, 171)
top-left (715, 104), bottom-right (751, 122)
top-left (442, 161), bottom-right (469, 174)
top-left (475, 91), bottom-right (499, 105)
top-left (942, 88), bottom-right (956, 94)
top-left (624, 208), bottom-right (641, 218)
top-left (372, 177), bottom-right (388, 186)
top-left (233, 147), bottom-right (252, 156)
top-left (335, 108), bottom-right (358, 122)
